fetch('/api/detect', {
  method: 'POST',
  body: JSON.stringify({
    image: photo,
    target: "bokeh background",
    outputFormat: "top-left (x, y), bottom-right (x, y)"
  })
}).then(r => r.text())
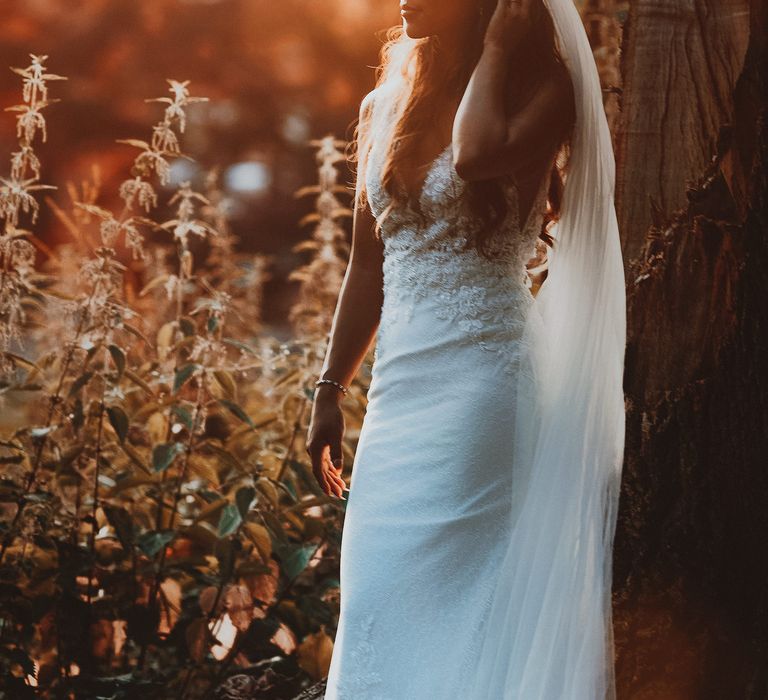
top-left (0, 0), bottom-right (401, 333)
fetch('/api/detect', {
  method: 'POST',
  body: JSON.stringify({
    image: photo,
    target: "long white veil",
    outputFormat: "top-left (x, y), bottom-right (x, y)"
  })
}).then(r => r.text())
top-left (465, 0), bottom-right (627, 697)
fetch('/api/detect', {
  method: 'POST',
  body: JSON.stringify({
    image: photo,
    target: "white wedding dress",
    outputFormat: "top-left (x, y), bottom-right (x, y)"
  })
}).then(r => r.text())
top-left (323, 134), bottom-right (552, 699)
top-left (323, 3), bottom-right (627, 696)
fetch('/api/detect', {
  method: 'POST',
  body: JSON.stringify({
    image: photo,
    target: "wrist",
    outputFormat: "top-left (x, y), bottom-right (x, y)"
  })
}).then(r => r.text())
top-left (314, 383), bottom-right (345, 404)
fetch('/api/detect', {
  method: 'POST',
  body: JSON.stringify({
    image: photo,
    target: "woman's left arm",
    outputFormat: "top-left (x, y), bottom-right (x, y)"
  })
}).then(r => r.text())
top-left (452, 1), bottom-right (574, 182)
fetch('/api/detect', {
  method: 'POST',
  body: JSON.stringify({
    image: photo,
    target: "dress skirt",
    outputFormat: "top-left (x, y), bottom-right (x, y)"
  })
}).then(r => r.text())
top-left (323, 278), bottom-right (541, 699)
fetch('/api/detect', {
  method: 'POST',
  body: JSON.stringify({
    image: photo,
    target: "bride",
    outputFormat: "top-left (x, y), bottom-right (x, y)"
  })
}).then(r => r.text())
top-left (306, 0), bottom-right (627, 697)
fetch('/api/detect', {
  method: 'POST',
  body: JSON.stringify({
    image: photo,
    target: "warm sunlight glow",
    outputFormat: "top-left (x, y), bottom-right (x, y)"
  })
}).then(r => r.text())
top-left (209, 613), bottom-right (238, 660)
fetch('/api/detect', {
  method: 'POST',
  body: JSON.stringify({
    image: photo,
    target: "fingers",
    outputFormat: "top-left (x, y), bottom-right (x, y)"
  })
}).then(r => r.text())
top-left (323, 446), bottom-right (347, 498)
top-left (306, 440), bottom-right (346, 498)
top-left (327, 469), bottom-right (347, 498)
top-left (306, 439), bottom-right (329, 494)
top-left (328, 441), bottom-right (347, 498)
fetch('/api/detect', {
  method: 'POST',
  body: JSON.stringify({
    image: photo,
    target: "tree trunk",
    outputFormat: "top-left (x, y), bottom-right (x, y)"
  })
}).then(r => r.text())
top-left (614, 0), bottom-right (768, 697)
top-left (615, 0), bottom-right (750, 265)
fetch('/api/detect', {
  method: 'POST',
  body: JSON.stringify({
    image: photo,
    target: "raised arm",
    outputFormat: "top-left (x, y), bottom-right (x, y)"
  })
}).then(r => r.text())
top-left (451, 0), bottom-right (575, 183)
top-left (306, 91), bottom-right (384, 497)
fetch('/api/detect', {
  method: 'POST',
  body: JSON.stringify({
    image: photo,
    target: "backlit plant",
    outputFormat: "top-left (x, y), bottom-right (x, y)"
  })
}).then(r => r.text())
top-left (0, 56), bottom-right (370, 700)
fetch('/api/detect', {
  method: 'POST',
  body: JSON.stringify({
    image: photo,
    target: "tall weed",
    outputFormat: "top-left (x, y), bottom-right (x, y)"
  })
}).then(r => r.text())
top-left (0, 56), bottom-right (367, 700)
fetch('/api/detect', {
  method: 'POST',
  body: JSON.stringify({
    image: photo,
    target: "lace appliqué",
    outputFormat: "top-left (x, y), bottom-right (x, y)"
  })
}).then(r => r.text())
top-left (334, 611), bottom-right (385, 699)
top-left (367, 142), bottom-right (547, 377)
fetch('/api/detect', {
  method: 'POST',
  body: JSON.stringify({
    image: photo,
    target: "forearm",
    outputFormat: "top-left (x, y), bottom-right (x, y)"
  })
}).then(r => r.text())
top-left (318, 262), bottom-right (383, 393)
top-left (453, 43), bottom-right (511, 161)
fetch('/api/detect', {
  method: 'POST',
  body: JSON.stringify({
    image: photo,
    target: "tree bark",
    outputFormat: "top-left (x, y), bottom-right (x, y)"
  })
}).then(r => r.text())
top-left (615, 0), bottom-right (768, 697)
top-left (615, 0), bottom-right (750, 265)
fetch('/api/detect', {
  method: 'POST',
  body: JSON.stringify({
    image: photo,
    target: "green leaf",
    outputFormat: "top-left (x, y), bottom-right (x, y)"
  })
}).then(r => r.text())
top-left (138, 530), bottom-right (175, 557)
top-left (217, 503), bottom-right (242, 537)
top-left (274, 542), bottom-right (319, 580)
top-left (171, 404), bottom-right (194, 430)
top-left (108, 344), bottom-right (126, 378)
top-left (106, 406), bottom-right (129, 443)
top-left (320, 576), bottom-right (341, 592)
top-left (173, 364), bottom-right (197, 393)
top-left (152, 442), bottom-right (184, 472)
top-left (235, 486), bottom-right (256, 519)
top-left (217, 399), bottom-right (254, 428)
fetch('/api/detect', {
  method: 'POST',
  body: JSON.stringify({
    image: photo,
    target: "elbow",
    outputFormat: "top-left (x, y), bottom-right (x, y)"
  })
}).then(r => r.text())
top-left (453, 157), bottom-right (479, 182)
top-left (453, 152), bottom-right (485, 182)
top-left (453, 144), bottom-right (504, 182)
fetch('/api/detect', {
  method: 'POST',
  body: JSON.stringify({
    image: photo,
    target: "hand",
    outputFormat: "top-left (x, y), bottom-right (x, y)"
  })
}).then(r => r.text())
top-left (305, 390), bottom-right (347, 498)
top-left (483, 0), bottom-right (535, 55)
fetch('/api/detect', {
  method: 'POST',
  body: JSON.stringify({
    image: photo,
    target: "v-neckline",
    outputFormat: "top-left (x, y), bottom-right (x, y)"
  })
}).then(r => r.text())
top-left (372, 135), bottom-right (549, 233)
top-left (405, 142), bottom-right (453, 208)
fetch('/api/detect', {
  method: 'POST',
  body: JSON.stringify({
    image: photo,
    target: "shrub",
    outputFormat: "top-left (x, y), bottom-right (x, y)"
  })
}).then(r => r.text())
top-left (0, 55), bottom-right (367, 699)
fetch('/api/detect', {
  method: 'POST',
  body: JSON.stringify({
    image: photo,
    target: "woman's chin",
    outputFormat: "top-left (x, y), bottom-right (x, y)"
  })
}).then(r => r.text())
top-left (402, 21), bottom-right (429, 39)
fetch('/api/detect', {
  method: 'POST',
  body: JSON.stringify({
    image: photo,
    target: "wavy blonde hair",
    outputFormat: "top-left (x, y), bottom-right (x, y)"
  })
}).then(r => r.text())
top-left (348, 0), bottom-right (572, 259)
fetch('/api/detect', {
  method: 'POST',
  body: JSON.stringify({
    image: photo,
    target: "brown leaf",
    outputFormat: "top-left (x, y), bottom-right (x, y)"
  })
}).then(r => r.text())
top-left (186, 617), bottom-right (212, 663)
top-left (296, 629), bottom-right (334, 679)
top-left (199, 584), bottom-right (226, 616)
top-left (225, 584), bottom-right (254, 632)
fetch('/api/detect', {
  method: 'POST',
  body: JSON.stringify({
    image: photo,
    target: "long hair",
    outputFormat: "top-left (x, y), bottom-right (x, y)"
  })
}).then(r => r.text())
top-left (349, 0), bottom-right (572, 259)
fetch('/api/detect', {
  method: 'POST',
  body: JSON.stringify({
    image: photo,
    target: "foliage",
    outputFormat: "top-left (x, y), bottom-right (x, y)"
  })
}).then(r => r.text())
top-left (0, 55), bottom-right (368, 699)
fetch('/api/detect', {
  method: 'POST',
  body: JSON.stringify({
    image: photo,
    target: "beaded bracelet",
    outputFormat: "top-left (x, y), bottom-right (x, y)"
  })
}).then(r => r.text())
top-left (315, 377), bottom-right (349, 396)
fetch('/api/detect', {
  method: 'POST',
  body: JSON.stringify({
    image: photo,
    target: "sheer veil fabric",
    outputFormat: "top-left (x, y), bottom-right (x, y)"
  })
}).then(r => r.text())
top-left (462, 0), bottom-right (627, 697)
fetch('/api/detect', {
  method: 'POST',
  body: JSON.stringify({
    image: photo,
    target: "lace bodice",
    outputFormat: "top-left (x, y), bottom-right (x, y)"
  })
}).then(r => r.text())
top-left (365, 136), bottom-right (549, 376)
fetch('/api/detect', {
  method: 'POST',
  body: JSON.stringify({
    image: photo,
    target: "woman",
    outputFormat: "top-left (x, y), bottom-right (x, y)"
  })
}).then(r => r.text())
top-left (306, 0), bottom-right (627, 697)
